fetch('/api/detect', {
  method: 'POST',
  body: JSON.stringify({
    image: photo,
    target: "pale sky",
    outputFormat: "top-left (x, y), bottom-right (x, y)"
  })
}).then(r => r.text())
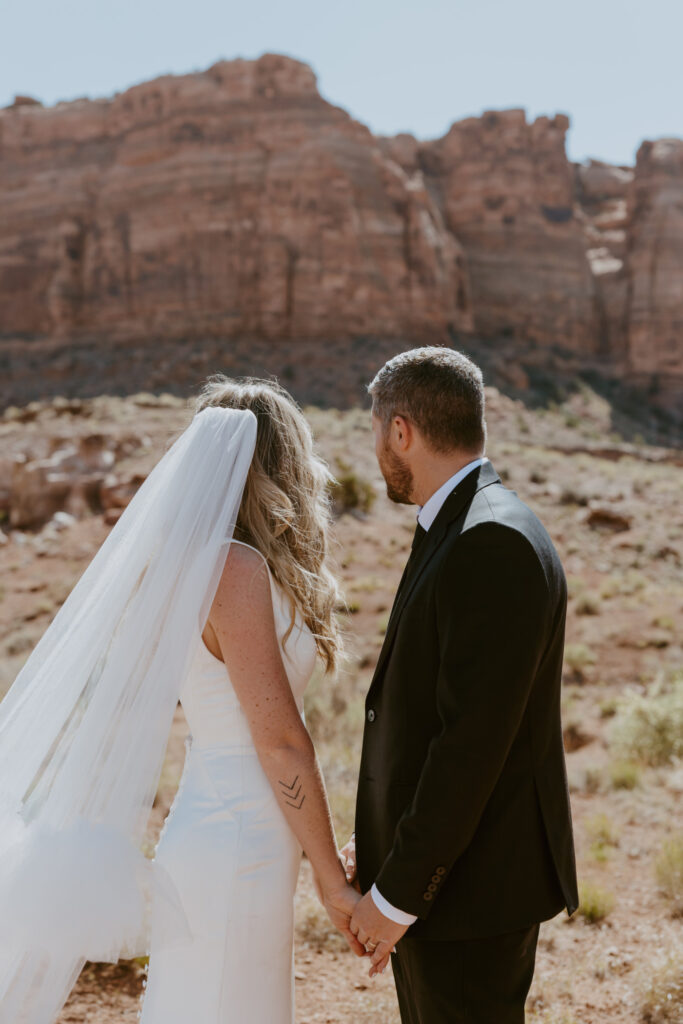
top-left (2, 0), bottom-right (680, 167)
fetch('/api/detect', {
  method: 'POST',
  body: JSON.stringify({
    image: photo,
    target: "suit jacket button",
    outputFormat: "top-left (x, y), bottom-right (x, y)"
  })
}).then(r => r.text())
top-left (435, 866), bottom-right (446, 875)
top-left (431, 875), bottom-right (441, 884)
top-left (423, 892), bottom-right (433, 901)
top-left (367, 709), bottom-right (376, 723)
top-left (427, 883), bottom-right (438, 893)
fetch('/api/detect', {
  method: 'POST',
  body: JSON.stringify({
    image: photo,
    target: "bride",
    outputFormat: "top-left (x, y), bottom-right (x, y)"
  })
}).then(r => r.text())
top-left (0, 375), bottom-right (363, 1023)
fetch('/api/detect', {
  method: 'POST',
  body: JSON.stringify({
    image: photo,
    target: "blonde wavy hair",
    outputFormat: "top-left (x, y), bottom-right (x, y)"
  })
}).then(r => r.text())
top-left (195, 374), bottom-right (342, 673)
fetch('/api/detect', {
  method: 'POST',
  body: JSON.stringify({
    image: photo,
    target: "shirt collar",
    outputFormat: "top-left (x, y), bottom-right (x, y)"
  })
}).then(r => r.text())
top-left (417, 457), bottom-right (488, 531)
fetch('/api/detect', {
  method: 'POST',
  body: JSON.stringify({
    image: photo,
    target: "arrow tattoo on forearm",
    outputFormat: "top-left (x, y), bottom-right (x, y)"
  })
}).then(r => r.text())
top-left (279, 774), bottom-right (306, 810)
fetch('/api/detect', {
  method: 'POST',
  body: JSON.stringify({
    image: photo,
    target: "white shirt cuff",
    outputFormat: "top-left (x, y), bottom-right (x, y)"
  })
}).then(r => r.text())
top-left (370, 883), bottom-right (418, 925)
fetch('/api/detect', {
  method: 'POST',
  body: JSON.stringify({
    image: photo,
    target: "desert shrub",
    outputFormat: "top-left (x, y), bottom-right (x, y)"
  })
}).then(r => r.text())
top-left (654, 834), bottom-right (683, 916)
top-left (4, 630), bottom-right (38, 656)
top-left (328, 460), bottom-right (375, 515)
top-left (639, 950), bottom-right (683, 1022)
top-left (577, 881), bottom-right (615, 923)
top-left (559, 486), bottom-right (589, 507)
top-left (609, 759), bottom-right (641, 790)
top-left (610, 672), bottom-right (683, 766)
top-left (295, 894), bottom-right (349, 953)
top-left (568, 765), bottom-right (602, 795)
top-left (600, 697), bottom-right (619, 718)
top-left (575, 592), bottom-right (601, 616)
top-left (563, 643), bottom-right (596, 681)
top-left (585, 813), bottom-right (619, 861)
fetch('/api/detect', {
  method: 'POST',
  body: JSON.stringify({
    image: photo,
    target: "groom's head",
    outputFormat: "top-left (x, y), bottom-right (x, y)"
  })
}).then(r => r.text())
top-left (368, 347), bottom-right (487, 505)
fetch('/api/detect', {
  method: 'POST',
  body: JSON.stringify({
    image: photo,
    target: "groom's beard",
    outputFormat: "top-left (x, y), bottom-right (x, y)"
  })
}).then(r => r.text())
top-left (380, 445), bottom-right (414, 505)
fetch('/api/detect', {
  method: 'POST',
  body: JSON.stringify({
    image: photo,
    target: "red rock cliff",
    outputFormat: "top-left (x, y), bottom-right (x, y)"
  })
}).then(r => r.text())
top-left (0, 53), bottom-right (471, 345)
top-left (0, 53), bottom-right (681, 415)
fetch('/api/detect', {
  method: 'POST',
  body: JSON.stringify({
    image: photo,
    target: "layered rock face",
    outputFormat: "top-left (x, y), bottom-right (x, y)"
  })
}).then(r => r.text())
top-left (625, 140), bottom-right (683, 385)
top-left (574, 142), bottom-right (683, 405)
top-left (0, 53), bottom-right (682, 415)
top-left (382, 111), bottom-right (599, 353)
top-left (0, 53), bottom-right (471, 346)
top-left (574, 159), bottom-right (633, 359)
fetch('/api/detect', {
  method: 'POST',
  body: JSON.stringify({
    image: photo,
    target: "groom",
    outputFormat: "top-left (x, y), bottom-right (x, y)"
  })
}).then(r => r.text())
top-left (343, 347), bottom-right (578, 1023)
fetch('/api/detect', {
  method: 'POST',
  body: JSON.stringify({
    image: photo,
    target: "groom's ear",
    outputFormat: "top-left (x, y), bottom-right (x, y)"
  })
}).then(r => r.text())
top-left (392, 414), bottom-right (414, 452)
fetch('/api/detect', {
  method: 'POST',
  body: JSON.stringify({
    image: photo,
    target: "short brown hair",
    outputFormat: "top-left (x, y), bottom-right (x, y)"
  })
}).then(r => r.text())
top-left (368, 346), bottom-right (487, 454)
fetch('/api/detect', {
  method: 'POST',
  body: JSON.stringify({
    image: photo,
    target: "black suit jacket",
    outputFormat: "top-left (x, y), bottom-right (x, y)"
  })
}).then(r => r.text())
top-left (354, 460), bottom-right (579, 941)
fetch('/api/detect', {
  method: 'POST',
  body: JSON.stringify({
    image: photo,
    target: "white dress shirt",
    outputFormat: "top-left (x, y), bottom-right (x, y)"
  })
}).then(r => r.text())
top-left (369, 455), bottom-right (487, 925)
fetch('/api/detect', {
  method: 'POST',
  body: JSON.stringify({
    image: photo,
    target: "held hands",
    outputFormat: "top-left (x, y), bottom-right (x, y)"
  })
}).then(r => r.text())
top-left (321, 881), bottom-right (366, 957)
top-left (313, 850), bottom-right (365, 958)
top-left (349, 892), bottom-right (409, 977)
top-left (318, 839), bottom-right (408, 977)
top-left (341, 834), bottom-right (408, 978)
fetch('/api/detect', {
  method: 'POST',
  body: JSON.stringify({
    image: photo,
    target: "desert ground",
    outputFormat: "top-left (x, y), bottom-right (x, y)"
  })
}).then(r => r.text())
top-left (0, 383), bottom-right (681, 1023)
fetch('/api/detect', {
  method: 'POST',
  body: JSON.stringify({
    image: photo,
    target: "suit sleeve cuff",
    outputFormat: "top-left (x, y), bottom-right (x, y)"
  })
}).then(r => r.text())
top-left (370, 883), bottom-right (418, 925)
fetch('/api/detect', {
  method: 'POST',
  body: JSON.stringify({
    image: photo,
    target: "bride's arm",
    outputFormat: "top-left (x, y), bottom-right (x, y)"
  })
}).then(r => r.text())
top-left (206, 542), bottom-right (364, 955)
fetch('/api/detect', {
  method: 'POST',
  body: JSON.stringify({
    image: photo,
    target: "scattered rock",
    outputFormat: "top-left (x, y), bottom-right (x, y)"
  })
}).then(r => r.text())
top-left (563, 722), bottom-right (595, 752)
top-left (582, 506), bottom-right (633, 532)
top-left (100, 472), bottom-right (147, 513)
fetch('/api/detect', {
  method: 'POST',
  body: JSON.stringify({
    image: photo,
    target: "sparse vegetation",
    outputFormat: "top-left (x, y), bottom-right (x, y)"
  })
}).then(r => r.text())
top-left (585, 813), bottom-right (619, 861)
top-left (563, 643), bottom-right (596, 681)
top-left (328, 460), bottom-right (376, 516)
top-left (575, 592), bottom-right (601, 616)
top-left (295, 893), bottom-right (349, 953)
top-left (599, 697), bottom-right (619, 719)
top-left (639, 950), bottom-right (683, 1022)
top-left (608, 759), bottom-right (641, 790)
top-left (654, 834), bottom-right (683, 916)
top-left (610, 671), bottom-right (683, 765)
top-left (576, 881), bottom-right (615, 923)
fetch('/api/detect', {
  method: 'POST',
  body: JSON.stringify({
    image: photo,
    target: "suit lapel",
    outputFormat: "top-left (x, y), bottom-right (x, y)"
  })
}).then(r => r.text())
top-left (368, 460), bottom-right (502, 698)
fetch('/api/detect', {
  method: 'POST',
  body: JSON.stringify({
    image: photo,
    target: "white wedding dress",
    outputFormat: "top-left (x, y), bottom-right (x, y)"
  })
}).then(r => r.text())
top-left (139, 542), bottom-right (317, 1023)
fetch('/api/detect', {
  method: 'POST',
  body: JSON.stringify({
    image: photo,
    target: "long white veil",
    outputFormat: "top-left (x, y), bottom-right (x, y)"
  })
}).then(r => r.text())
top-left (0, 404), bottom-right (257, 1022)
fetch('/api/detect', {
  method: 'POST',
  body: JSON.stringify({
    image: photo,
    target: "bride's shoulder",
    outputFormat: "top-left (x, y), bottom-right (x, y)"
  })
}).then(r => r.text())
top-left (223, 540), bottom-right (270, 581)
top-left (210, 541), bottom-right (273, 627)
top-left (227, 539), bottom-right (268, 568)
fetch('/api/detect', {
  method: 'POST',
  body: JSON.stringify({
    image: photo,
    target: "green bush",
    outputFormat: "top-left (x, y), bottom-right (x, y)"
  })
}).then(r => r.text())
top-left (328, 460), bottom-right (375, 515)
top-left (576, 881), bottom-right (615, 923)
top-left (563, 643), bottom-right (596, 681)
top-left (575, 592), bottom-right (601, 616)
top-left (610, 672), bottom-right (683, 766)
top-left (609, 759), bottom-right (641, 790)
top-left (295, 894), bottom-right (349, 953)
top-left (585, 813), bottom-right (619, 861)
top-left (655, 834), bottom-right (683, 917)
top-left (640, 951), bottom-right (683, 1022)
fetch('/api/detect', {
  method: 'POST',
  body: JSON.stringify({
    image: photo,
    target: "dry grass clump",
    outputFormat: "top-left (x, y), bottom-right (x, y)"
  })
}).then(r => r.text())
top-left (295, 894), bottom-right (349, 954)
top-left (329, 460), bottom-right (376, 516)
top-left (610, 671), bottom-right (683, 765)
top-left (576, 881), bottom-right (615, 923)
top-left (608, 759), bottom-right (641, 790)
top-left (563, 643), bottom-right (596, 681)
top-left (639, 949), bottom-right (683, 1022)
top-left (585, 813), bottom-right (619, 861)
top-left (575, 592), bottom-right (601, 616)
top-left (654, 834), bottom-right (683, 916)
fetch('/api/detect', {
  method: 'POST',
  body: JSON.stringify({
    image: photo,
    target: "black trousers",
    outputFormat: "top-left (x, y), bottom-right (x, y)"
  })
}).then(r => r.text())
top-left (390, 923), bottom-right (540, 1024)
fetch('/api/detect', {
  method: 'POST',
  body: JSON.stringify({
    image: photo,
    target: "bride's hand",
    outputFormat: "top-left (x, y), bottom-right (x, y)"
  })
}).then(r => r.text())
top-left (339, 833), bottom-right (361, 892)
top-left (322, 881), bottom-right (365, 957)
